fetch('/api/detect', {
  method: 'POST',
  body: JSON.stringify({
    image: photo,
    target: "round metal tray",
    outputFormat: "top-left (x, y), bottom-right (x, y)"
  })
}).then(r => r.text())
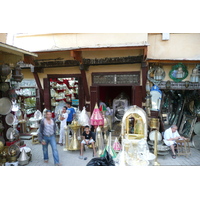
top-left (0, 97), bottom-right (12, 115)
top-left (192, 135), bottom-right (200, 149)
top-left (6, 127), bottom-right (14, 140)
top-left (193, 122), bottom-right (200, 135)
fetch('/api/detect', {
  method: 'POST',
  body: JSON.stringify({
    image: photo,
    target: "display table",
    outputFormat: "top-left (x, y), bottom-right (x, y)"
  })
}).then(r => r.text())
top-left (176, 138), bottom-right (191, 157)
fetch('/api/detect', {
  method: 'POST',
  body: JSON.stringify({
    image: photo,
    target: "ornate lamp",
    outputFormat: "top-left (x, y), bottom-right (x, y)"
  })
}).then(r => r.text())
top-left (90, 103), bottom-right (104, 128)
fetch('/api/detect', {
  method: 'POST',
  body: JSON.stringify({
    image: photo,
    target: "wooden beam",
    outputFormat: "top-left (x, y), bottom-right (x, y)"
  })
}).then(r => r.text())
top-left (80, 69), bottom-right (90, 101)
top-left (143, 46), bottom-right (147, 61)
top-left (32, 72), bottom-right (44, 100)
top-left (74, 46), bottom-right (147, 52)
top-left (70, 50), bottom-right (90, 101)
top-left (147, 59), bottom-right (200, 64)
top-left (141, 62), bottom-right (148, 102)
top-left (70, 50), bottom-right (82, 62)
top-left (23, 55), bottom-right (35, 65)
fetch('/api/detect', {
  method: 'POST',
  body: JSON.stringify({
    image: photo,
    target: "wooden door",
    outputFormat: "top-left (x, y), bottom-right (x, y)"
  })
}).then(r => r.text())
top-left (90, 86), bottom-right (99, 113)
top-left (132, 85), bottom-right (143, 107)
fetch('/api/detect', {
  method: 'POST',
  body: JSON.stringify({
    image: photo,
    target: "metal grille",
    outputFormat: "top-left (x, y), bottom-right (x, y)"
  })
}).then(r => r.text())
top-left (93, 74), bottom-right (139, 85)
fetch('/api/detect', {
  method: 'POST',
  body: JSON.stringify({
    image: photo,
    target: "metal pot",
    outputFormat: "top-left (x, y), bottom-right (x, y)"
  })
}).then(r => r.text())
top-left (0, 82), bottom-right (9, 92)
top-left (0, 64), bottom-right (11, 76)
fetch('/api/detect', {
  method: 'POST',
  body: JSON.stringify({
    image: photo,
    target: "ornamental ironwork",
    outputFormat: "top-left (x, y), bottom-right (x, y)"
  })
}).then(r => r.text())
top-left (93, 73), bottom-right (140, 85)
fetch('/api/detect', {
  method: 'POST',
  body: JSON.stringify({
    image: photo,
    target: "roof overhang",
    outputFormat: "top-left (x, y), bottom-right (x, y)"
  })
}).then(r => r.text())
top-left (32, 43), bottom-right (149, 53)
top-left (0, 42), bottom-right (38, 57)
top-left (147, 58), bottom-right (200, 64)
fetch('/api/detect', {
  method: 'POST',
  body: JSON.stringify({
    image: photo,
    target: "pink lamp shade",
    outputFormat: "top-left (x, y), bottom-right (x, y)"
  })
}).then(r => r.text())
top-left (112, 137), bottom-right (121, 151)
top-left (90, 103), bottom-right (104, 126)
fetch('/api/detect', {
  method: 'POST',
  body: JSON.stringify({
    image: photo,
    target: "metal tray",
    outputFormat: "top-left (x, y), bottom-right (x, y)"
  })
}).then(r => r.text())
top-left (193, 122), bottom-right (200, 135)
top-left (192, 135), bottom-right (200, 149)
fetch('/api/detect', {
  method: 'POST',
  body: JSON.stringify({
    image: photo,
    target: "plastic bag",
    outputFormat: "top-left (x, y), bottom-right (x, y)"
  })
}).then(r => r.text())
top-left (78, 106), bottom-right (90, 126)
top-left (86, 150), bottom-right (115, 166)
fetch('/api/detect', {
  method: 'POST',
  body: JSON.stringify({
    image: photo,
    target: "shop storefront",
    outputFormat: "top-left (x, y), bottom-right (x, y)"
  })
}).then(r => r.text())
top-left (144, 60), bottom-right (200, 156)
top-left (0, 41), bottom-right (38, 165)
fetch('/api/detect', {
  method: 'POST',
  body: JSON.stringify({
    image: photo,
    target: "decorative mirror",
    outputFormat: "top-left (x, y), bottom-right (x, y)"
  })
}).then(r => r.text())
top-left (179, 114), bottom-right (197, 139)
top-left (169, 63), bottom-right (188, 82)
top-left (147, 65), bottom-right (165, 85)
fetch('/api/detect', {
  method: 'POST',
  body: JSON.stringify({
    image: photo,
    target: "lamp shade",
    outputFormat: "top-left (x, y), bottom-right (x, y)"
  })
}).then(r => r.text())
top-left (90, 103), bottom-right (104, 126)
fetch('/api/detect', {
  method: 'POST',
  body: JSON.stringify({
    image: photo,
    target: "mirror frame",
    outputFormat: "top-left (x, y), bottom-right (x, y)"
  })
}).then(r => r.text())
top-left (169, 63), bottom-right (188, 83)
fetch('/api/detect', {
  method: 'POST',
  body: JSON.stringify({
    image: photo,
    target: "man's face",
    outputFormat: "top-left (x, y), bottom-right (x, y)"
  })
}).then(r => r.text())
top-left (171, 127), bottom-right (177, 133)
top-left (66, 104), bottom-right (70, 108)
top-left (46, 112), bottom-right (52, 119)
top-left (63, 108), bottom-right (66, 113)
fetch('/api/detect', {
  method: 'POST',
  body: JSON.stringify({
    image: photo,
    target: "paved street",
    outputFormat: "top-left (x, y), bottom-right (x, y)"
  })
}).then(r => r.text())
top-left (20, 136), bottom-right (200, 166)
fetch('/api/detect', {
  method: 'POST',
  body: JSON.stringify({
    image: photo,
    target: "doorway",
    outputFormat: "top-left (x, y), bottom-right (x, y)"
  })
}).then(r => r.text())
top-left (99, 86), bottom-right (132, 107)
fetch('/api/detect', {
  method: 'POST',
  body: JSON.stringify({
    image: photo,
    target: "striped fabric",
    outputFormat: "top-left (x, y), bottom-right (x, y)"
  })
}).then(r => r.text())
top-left (43, 119), bottom-right (54, 136)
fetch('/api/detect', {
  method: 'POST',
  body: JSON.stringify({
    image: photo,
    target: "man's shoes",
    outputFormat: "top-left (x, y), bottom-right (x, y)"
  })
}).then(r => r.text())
top-left (172, 154), bottom-right (176, 159)
top-left (79, 156), bottom-right (83, 159)
top-left (44, 160), bottom-right (48, 163)
top-left (84, 157), bottom-right (87, 160)
top-left (60, 143), bottom-right (63, 146)
top-left (55, 163), bottom-right (62, 166)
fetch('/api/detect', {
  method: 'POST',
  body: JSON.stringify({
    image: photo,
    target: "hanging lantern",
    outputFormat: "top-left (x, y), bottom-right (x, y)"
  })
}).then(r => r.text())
top-left (11, 65), bottom-right (24, 82)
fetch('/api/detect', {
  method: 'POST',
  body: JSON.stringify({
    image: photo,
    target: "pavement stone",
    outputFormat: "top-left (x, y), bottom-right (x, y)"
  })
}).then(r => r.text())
top-left (19, 137), bottom-right (200, 166)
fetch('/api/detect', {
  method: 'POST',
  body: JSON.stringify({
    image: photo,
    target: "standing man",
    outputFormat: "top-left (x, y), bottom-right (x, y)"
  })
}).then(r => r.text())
top-left (58, 106), bottom-right (68, 146)
top-left (66, 102), bottom-right (76, 136)
top-left (163, 125), bottom-right (186, 159)
top-left (38, 110), bottom-right (61, 166)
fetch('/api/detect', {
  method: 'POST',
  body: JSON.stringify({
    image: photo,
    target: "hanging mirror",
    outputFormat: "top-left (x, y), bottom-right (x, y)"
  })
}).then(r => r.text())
top-left (147, 64), bottom-right (165, 85)
top-left (169, 63), bottom-right (188, 82)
